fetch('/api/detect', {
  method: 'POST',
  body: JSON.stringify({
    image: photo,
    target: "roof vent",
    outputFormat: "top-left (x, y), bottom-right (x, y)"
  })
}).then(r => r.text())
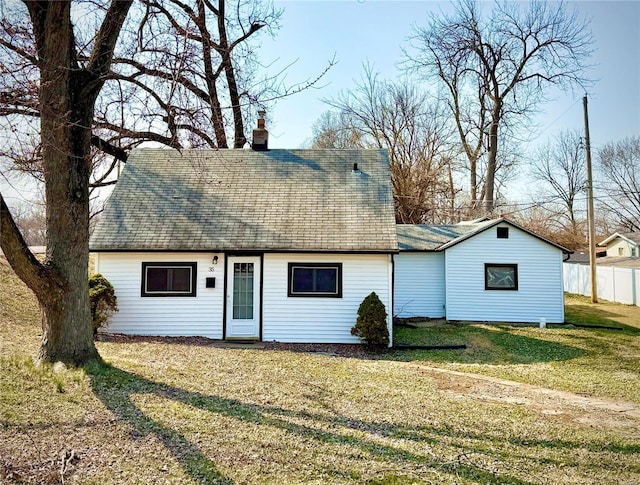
top-left (352, 162), bottom-right (361, 174)
top-left (252, 110), bottom-right (268, 151)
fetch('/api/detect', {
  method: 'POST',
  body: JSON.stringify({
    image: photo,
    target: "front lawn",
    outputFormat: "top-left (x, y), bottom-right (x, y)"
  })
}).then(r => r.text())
top-left (392, 295), bottom-right (640, 404)
top-left (1, 259), bottom-right (639, 484)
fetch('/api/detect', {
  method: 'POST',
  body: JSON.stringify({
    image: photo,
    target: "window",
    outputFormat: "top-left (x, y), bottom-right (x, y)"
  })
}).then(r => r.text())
top-left (632, 248), bottom-right (637, 257)
top-left (497, 227), bottom-right (509, 239)
top-left (288, 263), bottom-right (342, 297)
top-left (485, 263), bottom-right (518, 291)
top-left (619, 247), bottom-right (624, 256)
top-left (141, 262), bottom-right (197, 297)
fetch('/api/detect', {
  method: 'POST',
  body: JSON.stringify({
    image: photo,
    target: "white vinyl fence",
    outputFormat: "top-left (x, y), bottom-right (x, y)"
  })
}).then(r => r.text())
top-left (563, 263), bottom-right (640, 306)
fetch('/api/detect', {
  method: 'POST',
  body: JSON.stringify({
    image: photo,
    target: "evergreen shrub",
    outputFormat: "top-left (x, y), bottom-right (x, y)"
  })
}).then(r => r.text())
top-left (351, 291), bottom-right (389, 348)
top-left (89, 274), bottom-right (118, 337)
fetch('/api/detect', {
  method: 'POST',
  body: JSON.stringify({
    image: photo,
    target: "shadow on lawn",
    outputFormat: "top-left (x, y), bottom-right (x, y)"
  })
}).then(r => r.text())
top-left (565, 304), bottom-right (640, 333)
top-left (84, 361), bottom-right (634, 485)
top-left (392, 324), bottom-right (587, 365)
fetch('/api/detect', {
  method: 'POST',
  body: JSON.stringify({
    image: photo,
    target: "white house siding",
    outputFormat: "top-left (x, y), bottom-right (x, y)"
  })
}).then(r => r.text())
top-left (445, 225), bottom-right (565, 323)
top-left (95, 252), bottom-right (224, 338)
top-left (606, 239), bottom-right (639, 257)
top-left (262, 253), bottom-right (392, 344)
top-left (393, 253), bottom-right (445, 318)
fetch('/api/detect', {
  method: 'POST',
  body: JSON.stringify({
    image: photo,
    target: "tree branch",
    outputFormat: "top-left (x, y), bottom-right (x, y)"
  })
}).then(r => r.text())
top-left (0, 192), bottom-right (66, 300)
top-left (87, 1), bottom-right (134, 84)
top-left (91, 135), bottom-right (128, 162)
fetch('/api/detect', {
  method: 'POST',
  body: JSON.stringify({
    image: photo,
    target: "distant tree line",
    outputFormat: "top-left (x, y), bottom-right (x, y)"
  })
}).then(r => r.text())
top-left (307, 0), bottom-right (638, 249)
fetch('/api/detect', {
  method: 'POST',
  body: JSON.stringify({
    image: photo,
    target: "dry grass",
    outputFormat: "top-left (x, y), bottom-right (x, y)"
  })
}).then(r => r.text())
top-left (393, 295), bottom-right (640, 404)
top-left (1, 258), bottom-right (639, 484)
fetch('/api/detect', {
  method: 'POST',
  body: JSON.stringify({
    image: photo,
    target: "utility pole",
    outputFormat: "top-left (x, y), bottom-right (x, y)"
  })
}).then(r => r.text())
top-left (583, 95), bottom-right (597, 303)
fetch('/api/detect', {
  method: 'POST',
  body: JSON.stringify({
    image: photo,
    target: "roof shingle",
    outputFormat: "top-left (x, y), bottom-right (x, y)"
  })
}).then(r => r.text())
top-left (90, 148), bottom-right (398, 252)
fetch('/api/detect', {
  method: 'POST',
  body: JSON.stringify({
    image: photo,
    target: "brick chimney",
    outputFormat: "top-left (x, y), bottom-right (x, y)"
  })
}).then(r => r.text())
top-left (252, 110), bottom-right (268, 151)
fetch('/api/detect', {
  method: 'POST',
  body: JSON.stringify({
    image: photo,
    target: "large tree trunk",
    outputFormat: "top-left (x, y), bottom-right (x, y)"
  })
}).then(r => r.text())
top-left (216, 0), bottom-right (249, 149)
top-left (483, 101), bottom-right (501, 214)
top-left (470, 159), bottom-right (477, 206)
top-left (33, 1), bottom-right (97, 363)
top-left (0, 0), bottom-right (132, 365)
top-left (196, 0), bottom-right (228, 148)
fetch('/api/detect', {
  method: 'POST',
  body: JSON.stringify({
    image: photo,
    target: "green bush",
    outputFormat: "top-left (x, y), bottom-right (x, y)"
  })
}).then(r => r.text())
top-left (89, 274), bottom-right (118, 337)
top-left (351, 291), bottom-right (389, 348)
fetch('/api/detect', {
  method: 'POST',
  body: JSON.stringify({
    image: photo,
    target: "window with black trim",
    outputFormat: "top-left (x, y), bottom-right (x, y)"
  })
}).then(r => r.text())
top-left (497, 227), bottom-right (509, 239)
top-left (141, 262), bottom-right (197, 297)
top-left (485, 263), bottom-right (518, 290)
top-left (288, 263), bottom-right (342, 297)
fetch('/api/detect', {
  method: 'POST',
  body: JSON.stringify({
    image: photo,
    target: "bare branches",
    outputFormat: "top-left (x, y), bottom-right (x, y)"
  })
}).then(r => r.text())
top-left (2, 0), bottom-right (332, 188)
top-left (597, 136), bottom-right (640, 231)
top-left (406, 0), bottom-right (594, 214)
top-left (319, 66), bottom-right (458, 224)
top-left (86, 1), bottom-right (134, 87)
top-left (529, 129), bottom-right (587, 247)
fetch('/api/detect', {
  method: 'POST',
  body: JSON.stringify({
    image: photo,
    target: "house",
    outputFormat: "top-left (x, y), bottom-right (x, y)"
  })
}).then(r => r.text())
top-left (599, 232), bottom-right (640, 258)
top-left (394, 219), bottom-right (571, 323)
top-left (90, 144), bottom-right (397, 344)
top-left (90, 117), bottom-right (571, 342)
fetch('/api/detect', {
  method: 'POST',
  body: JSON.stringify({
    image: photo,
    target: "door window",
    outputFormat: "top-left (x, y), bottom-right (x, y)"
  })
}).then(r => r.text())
top-left (233, 262), bottom-right (254, 319)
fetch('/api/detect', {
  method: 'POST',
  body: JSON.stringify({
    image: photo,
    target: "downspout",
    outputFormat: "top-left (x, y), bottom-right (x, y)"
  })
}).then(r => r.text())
top-left (389, 253), bottom-right (394, 348)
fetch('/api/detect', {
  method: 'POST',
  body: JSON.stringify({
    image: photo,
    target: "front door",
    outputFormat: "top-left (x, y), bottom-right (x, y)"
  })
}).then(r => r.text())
top-left (225, 256), bottom-right (261, 339)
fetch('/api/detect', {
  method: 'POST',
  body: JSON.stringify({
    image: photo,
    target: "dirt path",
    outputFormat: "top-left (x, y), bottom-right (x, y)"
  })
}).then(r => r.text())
top-left (411, 364), bottom-right (640, 429)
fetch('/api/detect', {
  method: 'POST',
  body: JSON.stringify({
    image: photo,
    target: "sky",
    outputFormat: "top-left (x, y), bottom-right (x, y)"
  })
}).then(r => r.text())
top-left (258, 0), bottom-right (640, 159)
top-left (1, 0), bottom-right (639, 207)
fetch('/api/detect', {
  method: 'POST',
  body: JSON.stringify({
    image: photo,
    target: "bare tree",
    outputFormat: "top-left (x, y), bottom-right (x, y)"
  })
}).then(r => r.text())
top-left (1, 0), bottom-right (334, 183)
top-left (0, 0), bottom-right (133, 364)
top-left (319, 66), bottom-right (460, 224)
top-left (0, 1), bottom-right (332, 364)
top-left (530, 130), bottom-right (587, 247)
top-left (101, 0), bottom-right (282, 151)
top-left (597, 136), bottom-right (640, 231)
top-left (309, 111), bottom-right (365, 149)
top-left (406, 0), bottom-right (594, 213)
top-left (8, 199), bottom-right (46, 246)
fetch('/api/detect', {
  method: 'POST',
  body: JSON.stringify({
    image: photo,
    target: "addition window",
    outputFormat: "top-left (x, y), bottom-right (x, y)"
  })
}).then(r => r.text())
top-left (288, 263), bottom-right (342, 298)
top-left (485, 263), bottom-right (518, 291)
top-left (141, 262), bottom-right (197, 297)
top-left (497, 227), bottom-right (509, 239)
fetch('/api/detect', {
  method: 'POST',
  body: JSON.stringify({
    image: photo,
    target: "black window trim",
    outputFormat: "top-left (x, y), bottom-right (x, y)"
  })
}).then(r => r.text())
top-left (484, 263), bottom-right (518, 291)
top-left (288, 262), bottom-right (343, 298)
top-left (141, 262), bottom-right (197, 297)
top-left (497, 227), bottom-right (509, 239)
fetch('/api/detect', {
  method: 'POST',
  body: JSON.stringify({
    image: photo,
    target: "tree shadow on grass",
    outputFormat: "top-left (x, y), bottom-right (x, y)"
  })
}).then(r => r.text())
top-left (85, 361), bottom-right (545, 484)
top-left (391, 324), bottom-right (587, 365)
top-left (565, 304), bottom-right (640, 333)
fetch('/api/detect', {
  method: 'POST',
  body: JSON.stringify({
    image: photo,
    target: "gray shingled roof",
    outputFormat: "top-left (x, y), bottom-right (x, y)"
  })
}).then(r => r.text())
top-left (397, 218), bottom-right (571, 253)
top-left (90, 148), bottom-right (398, 252)
top-left (396, 224), bottom-right (486, 251)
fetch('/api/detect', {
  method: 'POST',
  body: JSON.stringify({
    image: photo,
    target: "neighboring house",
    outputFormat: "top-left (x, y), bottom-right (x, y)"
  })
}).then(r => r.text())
top-left (90, 143), bottom-right (397, 344)
top-left (599, 232), bottom-right (640, 258)
top-left (394, 219), bottom-right (571, 323)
